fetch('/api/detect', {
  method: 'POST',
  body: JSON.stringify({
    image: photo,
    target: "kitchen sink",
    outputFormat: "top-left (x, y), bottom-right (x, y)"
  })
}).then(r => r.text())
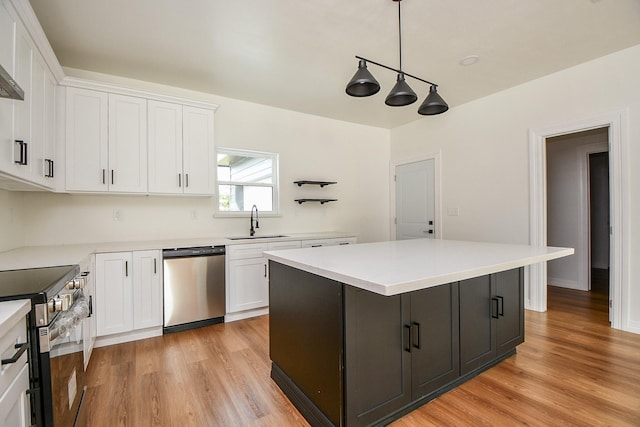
top-left (227, 235), bottom-right (289, 240)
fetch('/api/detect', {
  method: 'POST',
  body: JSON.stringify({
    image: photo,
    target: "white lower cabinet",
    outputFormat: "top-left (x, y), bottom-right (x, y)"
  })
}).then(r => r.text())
top-left (0, 364), bottom-right (30, 427)
top-left (0, 301), bottom-right (30, 427)
top-left (300, 237), bottom-right (357, 248)
top-left (226, 240), bottom-right (303, 315)
top-left (95, 250), bottom-right (162, 337)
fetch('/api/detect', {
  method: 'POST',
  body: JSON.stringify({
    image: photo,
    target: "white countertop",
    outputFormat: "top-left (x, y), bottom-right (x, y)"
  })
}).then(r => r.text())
top-left (0, 299), bottom-right (30, 331)
top-left (0, 232), bottom-right (355, 271)
top-left (264, 238), bottom-right (574, 296)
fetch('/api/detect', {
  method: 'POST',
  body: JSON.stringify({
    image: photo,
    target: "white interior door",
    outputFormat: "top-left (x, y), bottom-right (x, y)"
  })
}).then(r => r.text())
top-left (395, 159), bottom-right (435, 240)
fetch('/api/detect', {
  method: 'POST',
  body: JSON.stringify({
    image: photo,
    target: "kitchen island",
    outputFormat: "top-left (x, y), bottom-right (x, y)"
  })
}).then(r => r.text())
top-left (264, 239), bottom-right (573, 427)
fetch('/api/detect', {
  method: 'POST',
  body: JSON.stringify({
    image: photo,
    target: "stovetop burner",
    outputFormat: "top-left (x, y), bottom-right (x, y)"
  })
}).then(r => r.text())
top-left (0, 265), bottom-right (79, 303)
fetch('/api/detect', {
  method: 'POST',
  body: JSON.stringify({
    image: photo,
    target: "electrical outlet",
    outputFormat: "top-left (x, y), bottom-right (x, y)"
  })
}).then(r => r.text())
top-left (447, 207), bottom-right (459, 216)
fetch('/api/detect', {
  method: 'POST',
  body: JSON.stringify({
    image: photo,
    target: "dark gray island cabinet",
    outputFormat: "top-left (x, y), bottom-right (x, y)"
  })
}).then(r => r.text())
top-left (269, 262), bottom-right (524, 427)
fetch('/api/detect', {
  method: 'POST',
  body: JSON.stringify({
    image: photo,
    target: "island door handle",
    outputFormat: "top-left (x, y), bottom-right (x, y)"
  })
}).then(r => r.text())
top-left (491, 297), bottom-right (500, 319)
top-left (403, 324), bottom-right (411, 352)
top-left (497, 296), bottom-right (504, 317)
top-left (412, 322), bottom-right (421, 350)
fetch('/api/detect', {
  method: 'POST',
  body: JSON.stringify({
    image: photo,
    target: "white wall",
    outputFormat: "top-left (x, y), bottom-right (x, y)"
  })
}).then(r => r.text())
top-left (390, 44), bottom-right (640, 331)
top-left (546, 129), bottom-right (608, 290)
top-left (0, 189), bottom-right (24, 252)
top-left (15, 68), bottom-right (390, 246)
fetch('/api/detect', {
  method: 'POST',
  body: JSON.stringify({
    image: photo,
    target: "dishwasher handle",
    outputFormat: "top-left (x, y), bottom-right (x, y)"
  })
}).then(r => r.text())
top-left (162, 246), bottom-right (226, 258)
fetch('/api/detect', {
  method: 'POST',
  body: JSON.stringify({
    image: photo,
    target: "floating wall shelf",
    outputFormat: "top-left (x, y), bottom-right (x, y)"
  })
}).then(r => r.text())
top-left (294, 180), bottom-right (337, 188)
top-left (295, 198), bottom-right (338, 205)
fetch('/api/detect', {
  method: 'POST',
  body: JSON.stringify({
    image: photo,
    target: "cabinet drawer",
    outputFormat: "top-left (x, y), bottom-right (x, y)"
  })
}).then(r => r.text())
top-left (267, 241), bottom-right (301, 251)
top-left (0, 363), bottom-right (30, 426)
top-left (0, 317), bottom-right (28, 394)
top-left (227, 243), bottom-right (268, 260)
top-left (300, 239), bottom-right (330, 248)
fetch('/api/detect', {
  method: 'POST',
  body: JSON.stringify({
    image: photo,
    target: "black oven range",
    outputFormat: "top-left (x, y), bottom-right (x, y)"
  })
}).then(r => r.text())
top-left (0, 264), bottom-right (91, 427)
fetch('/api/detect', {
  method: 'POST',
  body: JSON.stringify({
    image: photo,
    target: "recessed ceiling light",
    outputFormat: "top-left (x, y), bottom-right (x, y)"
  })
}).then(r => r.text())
top-left (459, 55), bottom-right (480, 66)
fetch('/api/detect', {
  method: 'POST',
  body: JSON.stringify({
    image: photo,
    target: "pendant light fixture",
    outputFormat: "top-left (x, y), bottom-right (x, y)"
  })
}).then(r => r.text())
top-left (345, 0), bottom-right (448, 116)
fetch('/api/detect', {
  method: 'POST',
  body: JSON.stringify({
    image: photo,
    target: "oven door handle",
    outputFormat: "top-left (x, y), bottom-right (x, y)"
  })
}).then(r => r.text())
top-left (1, 342), bottom-right (28, 365)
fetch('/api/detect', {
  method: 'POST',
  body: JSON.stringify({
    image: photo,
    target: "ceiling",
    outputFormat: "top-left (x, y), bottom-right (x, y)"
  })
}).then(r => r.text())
top-left (28, 0), bottom-right (640, 129)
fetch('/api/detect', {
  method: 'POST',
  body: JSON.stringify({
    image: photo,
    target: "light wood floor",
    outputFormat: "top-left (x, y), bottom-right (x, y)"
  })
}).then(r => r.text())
top-left (84, 280), bottom-right (640, 426)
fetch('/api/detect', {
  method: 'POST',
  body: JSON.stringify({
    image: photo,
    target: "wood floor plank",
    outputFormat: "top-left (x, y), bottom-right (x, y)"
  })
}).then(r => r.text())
top-left (84, 281), bottom-right (640, 426)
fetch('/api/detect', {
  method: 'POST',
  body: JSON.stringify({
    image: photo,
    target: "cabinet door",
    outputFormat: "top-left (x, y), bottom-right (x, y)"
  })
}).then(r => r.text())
top-left (132, 250), bottom-right (163, 329)
top-left (11, 19), bottom-right (32, 180)
top-left (108, 94), bottom-right (147, 193)
top-left (182, 106), bottom-right (213, 195)
top-left (0, 1), bottom-right (15, 174)
top-left (65, 87), bottom-right (108, 192)
top-left (95, 252), bottom-right (133, 336)
top-left (410, 283), bottom-right (460, 399)
top-left (227, 257), bottom-right (269, 313)
top-left (148, 100), bottom-right (183, 194)
top-left (495, 268), bottom-right (524, 356)
top-left (29, 50), bottom-right (46, 184)
top-left (344, 287), bottom-right (412, 427)
top-left (459, 274), bottom-right (495, 375)
top-left (42, 73), bottom-right (56, 185)
top-left (0, 364), bottom-right (30, 427)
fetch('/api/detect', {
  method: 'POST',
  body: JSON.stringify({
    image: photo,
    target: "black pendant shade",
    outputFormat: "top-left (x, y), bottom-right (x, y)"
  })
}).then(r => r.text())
top-left (385, 73), bottom-right (417, 106)
top-left (345, 0), bottom-right (448, 117)
top-left (418, 85), bottom-right (449, 115)
top-left (345, 59), bottom-right (381, 97)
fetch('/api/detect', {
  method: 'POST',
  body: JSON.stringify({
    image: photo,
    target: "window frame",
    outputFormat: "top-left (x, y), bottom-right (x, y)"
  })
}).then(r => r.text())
top-left (214, 147), bottom-right (280, 217)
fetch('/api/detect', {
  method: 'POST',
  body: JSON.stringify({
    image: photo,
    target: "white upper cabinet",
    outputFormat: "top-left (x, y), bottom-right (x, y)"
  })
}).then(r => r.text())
top-left (65, 87), bottom-right (108, 192)
top-left (182, 106), bottom-right (214, 195)
top-left (148, 101), bottom-right (214, 195)
top-left (148, 100), bottom-right (183, 193)
top-left (65, 88), bottom-right (148, 193)
top-left (0, 1), bottom-right (17, 175)
top-left (0, 2), bottom-right (57, 189)
top-left (108, 93), bottom-right (147, 193)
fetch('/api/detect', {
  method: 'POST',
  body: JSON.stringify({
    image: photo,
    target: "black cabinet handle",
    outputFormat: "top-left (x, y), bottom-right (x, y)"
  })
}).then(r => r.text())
top-left (491, 297), bottom-right (500, 319)
top-left (1, 342), bottom-right (28, 365)
top-left (178, 173), bottom-right (182, 188)
top-left (111, 169), bottom-right (114, 185)
top-left (264, 264), bottom-right (267, 277)
top-left (88, 295), bottom-right (93, 317)
top-left (125, 261), bottom-right (128, 277)
top-left (44, 159), bottom-right (54, 178)
top-left (412, 322), bottom-right (421, 349)
top-left (403, 324), bottom-right (411, 352)
top-left (497, 296), bottom-right (504, 317)
top-left (154, 258), bottom-right (157, 274)
top-left (14, 140), bottom-right (27, 165)
top-left (185, 173), bottom-right (189, 188)
top-left (102, 169), bottom-right (106, 184)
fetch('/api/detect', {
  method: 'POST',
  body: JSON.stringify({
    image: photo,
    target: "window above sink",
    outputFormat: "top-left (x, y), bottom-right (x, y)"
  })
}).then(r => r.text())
top-left (215, 148), bottom-right (279, 217)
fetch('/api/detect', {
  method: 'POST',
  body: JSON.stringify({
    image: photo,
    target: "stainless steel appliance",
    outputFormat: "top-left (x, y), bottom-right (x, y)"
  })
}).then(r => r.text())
top-left (0, 62), bottom-right (24, 100)
top-left (162, 246), bottom-right (225, 333)
top-left (0, 264), bottom-right (91, 427)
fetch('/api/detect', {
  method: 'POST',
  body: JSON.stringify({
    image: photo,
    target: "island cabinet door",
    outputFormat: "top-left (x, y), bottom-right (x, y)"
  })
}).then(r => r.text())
top-left (344, 288), bottom-right (412, 427)
top-left (459, 268), bottom-right (524, 375)
top-left (410, 283), bottom-right (460, 399)
top-left (495, 268), bottom-right (524, 356)
top-left (459, 274), bottom-right (496, 375)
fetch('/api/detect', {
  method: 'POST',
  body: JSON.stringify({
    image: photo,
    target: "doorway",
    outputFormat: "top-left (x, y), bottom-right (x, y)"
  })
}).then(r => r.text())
top-left (545, 128), bottom-right (610, 322)
top-left (528, 109), bottom-right (628, 331)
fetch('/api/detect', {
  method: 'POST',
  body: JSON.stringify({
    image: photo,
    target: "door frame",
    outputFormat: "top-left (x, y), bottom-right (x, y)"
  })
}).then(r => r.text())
top-left (390, 152), bottom-right (442, 240)
top-left (528, 109), bottom-right (629, 331)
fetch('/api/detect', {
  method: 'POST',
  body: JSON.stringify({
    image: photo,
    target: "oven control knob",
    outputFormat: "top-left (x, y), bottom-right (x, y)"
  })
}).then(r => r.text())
top-left (61, 294), bottom-right (73, 311)
top-left (48, 299), bottom-right (62, 313)
top-left (65, 280), bottom-right (75, 290)
top-left (76, 277), bottom-right (86, 289)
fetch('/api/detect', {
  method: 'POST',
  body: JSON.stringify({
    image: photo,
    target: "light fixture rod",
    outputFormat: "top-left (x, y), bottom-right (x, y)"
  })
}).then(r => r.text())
top-left (355, 55), bottom-right (438, 87)
top-left (397, 0), bottom-right (402, 71)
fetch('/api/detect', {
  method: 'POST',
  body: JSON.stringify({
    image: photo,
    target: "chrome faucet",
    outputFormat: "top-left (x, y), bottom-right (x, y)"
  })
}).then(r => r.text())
top-left (250, 204), bottom-right (259, 236)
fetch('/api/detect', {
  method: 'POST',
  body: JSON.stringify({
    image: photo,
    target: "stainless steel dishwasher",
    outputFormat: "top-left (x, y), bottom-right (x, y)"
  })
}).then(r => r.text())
top-left (162, 246), bottom-right (225, 333)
